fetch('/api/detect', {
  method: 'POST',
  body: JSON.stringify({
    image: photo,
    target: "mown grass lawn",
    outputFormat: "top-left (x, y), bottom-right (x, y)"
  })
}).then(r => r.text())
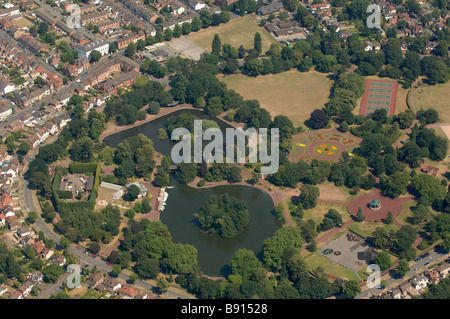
top-left (414, 79), bottom-right (450, 123)
top-left (221, 69), bottom-right (332, 127)
top-left (185, 15), bottom-right (278, 53)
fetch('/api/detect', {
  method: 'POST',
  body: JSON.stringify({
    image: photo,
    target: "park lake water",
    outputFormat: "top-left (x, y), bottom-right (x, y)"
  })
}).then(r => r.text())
top-left (103, 109), bottom-right (280, 276)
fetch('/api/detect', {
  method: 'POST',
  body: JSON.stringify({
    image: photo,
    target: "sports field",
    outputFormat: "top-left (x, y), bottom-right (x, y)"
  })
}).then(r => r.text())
top-left (220, 69), bottom-right (332, 127)
top-left (359, 79), bottom-right (398, 116)
top-left (185, 15), bottom-right (279, 53)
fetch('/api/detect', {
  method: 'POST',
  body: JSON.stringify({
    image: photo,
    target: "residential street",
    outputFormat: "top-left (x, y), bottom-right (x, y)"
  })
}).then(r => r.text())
top-left (356, 249), bottom-right (449, 299)
top-left (20, 152), bottom-right (193, 300)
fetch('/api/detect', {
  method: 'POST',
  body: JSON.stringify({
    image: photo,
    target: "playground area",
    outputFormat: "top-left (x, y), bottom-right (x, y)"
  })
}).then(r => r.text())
top-left (289, 129), bottom-right (361, 163)
top-left (320, 232), bottom-right (377, 272)
top-left (360, 79), bottom-right (398, 116)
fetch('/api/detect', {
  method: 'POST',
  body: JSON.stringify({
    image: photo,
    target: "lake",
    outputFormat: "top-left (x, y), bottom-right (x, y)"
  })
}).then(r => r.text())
top-left (103, 109), bottom-right (280, 276)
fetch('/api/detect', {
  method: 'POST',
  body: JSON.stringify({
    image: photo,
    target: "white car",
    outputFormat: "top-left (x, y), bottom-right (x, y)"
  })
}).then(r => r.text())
top-left (27, 208), bottom-right (30, 212)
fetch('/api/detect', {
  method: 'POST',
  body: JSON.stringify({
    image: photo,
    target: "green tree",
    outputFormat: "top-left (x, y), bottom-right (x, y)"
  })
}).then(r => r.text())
top-left (344, 280), bottom-right (361, 299)
top-left (111, 264), bottom-right (122, 277)
top-left (194, 193), bottom-right (249, 238)
top-left (254, 32), bottom-right (262, 54)
top-left (89, 50), bottom-right (101, 63)
top-left (212, 34), bottom-right (221, 56)
top-left (410, 174), bottom-right (446, 205)
top-left (298, 184), bottom-right (320, 210)
top-left (165, 243), bottom-right (198, 274)
top-left (262, 227), bottom-right (303, 271)
top-left (356, 207), bottom-right (365, 222)
top-left (123, 184), bottom-right (141, 201)
top-left (43, 264), bottom-right (65, 283)
top-left (175, 162), bottom-right (198, 184)
top-left (374, 251), bottom-right (392, 271)
top-left (229, 249), bottom-right (263, 280)
top-left (396, 258), bottom-right (410, 277)
top-left (125, 42), bottom-right (136, 58)
top-left (157, 276), bottom-right (170, 294)
top-left (135, 257), bottom-right (160, 279)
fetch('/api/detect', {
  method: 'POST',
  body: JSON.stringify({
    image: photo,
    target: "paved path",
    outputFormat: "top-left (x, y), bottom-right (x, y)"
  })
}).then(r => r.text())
top-left (407, 82), bottom-right (419, 114)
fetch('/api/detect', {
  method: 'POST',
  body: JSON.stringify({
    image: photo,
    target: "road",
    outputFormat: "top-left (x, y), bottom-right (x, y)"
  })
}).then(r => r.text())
top-left (356, 249), bottom-right (449, 299)
top-left (1, 49), bottom-right (120, 131)
top-left (37, 273), bottom-right (71, 299)
top-left (21, 154), bottom-right (193, 299)
top-left (33, 0), bottom-right (99, 42)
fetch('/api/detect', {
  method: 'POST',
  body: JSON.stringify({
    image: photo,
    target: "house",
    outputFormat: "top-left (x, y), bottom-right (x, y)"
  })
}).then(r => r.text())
top-left (94, 96), bottom-right (105, 107)
top-left (407, 287), bottom-right (420, 297)
top-left (74, 39), bottom-right (110, 58)
top-left (21, 235), bottom-right (36, 248)
top-left (6, 119), bottom-right (22, 132)
top-left (28, 134), bottom-right (40, 149)
top-left (37, 127), bottom-right (50, 143)
top-left (420, 164), bottom-right (440, 177)
top-left (55, 92), bottom-right (71, 106)
top-left (9, 289), bottom-right (23, 299)
top-left (0, 213), bottom-right (5, 227)
top-left (187, 0), bottom-right (206, 10)
top-left (135, 291), bottom-right (148, 299)
top-left (17, 281), bottom-right (33, 297)
top-left (125, 181), bottom-right (148, 198)
top-left (0, 105), bottom-right (12, 120)
top-left (409, 274), bottom-right (429, 291)
top-left (424, 269), bottom-right (440, 284)
top-left (96, 70), bottom-right (140, 94)
top-left (31, 240), bottom-right (45, 254)
top-left (28, 271), bottom-right (44, 283)
top-left (6, 214), bottom-right (20, 231)
top-left (86, 273), bottom-right (104, 288)
top-left (363, 41), bottom-right (373, 51)
top-left (258, 1), bottom-right (283, 16)
top-left (97, 20), bottom-right (120, 34)
top-left (118, 285), bottom-right (138, 299)
top-left (40, 247), bottom-right (54, 260)
top-left (16, 226), bottom-right (32, 238)
top-left (85, 175), bottom-right (95, 192)
top-left (436, 263), bottom-right (450, 278)
top-left (399, 282), bottom-right (413, 298)
top-left (51, 254), bottom-right (66, 267)
top-left (0, 79), bottom-right (15, 94)
top-left (2, 193), bottom-right (13, 206)
top-left (80, 11), bottom-right (108, 26)
top-left (391, 288), bottom-right (402, 299)
top-left (52, 113), bottom-right (71, 129)
top-left (48, 99), bottom-right (62, 111)
top-left (20, 113), bottom-right (34, 125)
top-left (101, 277), bottom-right (122, 292)
top-left (43, 121), bottom-right (58, 135)
top-left (0, 286), bottom-right (8, 296)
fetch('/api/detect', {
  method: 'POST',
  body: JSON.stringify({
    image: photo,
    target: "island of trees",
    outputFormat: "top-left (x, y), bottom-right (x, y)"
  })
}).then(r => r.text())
top-left (194, 193), bottom-right (250, 238)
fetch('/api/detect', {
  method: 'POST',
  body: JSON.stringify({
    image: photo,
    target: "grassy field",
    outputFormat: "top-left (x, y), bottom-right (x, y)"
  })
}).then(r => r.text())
top-left (414, 80), bottom-right (450, 123)
top-left (303, 202), bottom-right (351, 227)
top-left (304, 253), bottom-right (362, 282)
top-left (396, 200), bottom-right (417, 226)
top-left (185, 15), bottom-right (279, 53)
top-left (14, 18), bottom-right (34, 29)
top-left (221, 69), bottom-right (332, 127)
top-left (348, 222), bottom-right (399, 238)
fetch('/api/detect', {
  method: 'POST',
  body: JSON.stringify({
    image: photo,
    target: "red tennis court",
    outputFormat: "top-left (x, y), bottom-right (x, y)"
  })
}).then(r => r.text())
top-left (359, 79), bottom-right (398, 116)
